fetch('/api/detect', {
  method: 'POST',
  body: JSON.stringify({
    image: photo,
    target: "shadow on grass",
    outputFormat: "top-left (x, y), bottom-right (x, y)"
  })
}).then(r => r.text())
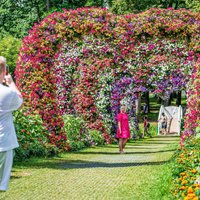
top-left (10, 175), bottom-right (22, 179)
top-left (71, 149), bottom-right (176, 155)
top-left (14, 159), bottom-right (170, 170)
top-left (58, 160), bottom-right (170, 169)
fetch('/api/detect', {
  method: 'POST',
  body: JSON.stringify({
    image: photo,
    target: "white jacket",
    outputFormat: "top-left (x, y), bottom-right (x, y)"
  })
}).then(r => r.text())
top-left (0, 83), bottom-right (23, 152)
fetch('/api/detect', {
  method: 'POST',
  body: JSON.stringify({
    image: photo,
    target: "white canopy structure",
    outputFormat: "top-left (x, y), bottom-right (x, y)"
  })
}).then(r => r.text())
top-left (158, 105), bottom-right (183, 135)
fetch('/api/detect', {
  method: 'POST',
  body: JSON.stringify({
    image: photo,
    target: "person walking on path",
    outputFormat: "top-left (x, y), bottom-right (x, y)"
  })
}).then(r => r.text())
top-left (0, 56), bottom-right (23, 191)
top-left (116, 105), bottom-right (130, 154)
top-left (159, 112), bottom-right (168, 135)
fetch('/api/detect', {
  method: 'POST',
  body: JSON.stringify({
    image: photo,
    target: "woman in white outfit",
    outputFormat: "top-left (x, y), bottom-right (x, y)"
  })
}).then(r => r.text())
top-left (0, 56), bottom-right (23, 191)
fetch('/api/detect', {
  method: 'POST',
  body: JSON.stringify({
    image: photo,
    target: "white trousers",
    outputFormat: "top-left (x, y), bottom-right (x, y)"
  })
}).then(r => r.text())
top-left (0, 150), bottom-right (14, 191)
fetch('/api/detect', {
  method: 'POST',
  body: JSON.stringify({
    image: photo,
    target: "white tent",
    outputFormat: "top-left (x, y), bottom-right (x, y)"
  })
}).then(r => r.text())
top-left (158, 105), bottom-right (182, 135)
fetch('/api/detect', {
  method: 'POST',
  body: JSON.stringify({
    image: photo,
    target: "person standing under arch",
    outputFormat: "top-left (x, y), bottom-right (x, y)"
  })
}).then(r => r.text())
top-left (116, 106), bottom-right (130, 154)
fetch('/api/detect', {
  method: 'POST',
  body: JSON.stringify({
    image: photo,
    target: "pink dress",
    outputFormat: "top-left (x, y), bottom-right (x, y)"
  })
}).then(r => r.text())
top-left (116, 113), bottom-right (131, 139)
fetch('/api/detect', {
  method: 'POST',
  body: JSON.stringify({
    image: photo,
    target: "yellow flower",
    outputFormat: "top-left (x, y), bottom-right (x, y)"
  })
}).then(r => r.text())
top-left (182, 180), bottom-right (188, 185)
top-left (187, 187), bottom-right (194, 194)
top-left (191, 169), bottom-right (197, 174)
top-left (181, 172), bottom-right (186, 176)
top-left (187, 193), bottom-right (196, 198)
top-left (180, 186), bottom-right (186, 190)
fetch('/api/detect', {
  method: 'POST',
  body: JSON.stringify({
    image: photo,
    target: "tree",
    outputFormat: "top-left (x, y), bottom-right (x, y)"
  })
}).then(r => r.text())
top-left (0, 35), bottom-right (21, 76)
top-left (0, 0), bottom-right (88, 39)
top-left (185, 0), bottom-right (200, 12)
top-left (110, 0), bottom-right (188, 14)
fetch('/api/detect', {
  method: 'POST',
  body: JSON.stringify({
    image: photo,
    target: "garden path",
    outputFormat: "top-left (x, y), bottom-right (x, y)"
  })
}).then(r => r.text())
top-left (1, 136), bottom-right (179, 200)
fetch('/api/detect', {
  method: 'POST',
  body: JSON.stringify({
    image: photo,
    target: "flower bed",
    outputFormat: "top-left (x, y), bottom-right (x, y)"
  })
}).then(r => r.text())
top-left (171, 136), bottom-right (200, 200)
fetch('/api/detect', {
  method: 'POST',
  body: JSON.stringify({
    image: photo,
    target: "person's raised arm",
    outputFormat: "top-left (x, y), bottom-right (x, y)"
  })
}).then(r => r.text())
top-left (4, 74), bottom-right (22, 99)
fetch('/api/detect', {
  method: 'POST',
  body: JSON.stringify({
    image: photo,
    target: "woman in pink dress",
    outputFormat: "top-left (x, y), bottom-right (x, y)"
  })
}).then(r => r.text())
top-left (116, 105), bottom-right (130, 154)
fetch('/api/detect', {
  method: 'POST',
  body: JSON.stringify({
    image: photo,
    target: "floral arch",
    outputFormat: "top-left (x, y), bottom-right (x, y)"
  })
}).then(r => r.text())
top-left (16, 7), bottom-right (200, 149)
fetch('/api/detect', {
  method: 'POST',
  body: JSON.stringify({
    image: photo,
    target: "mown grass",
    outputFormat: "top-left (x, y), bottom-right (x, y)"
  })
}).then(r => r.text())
top-left (0, 137), bottom-right (179, 200)
top-left (0, 93), bottom-right (182, 200)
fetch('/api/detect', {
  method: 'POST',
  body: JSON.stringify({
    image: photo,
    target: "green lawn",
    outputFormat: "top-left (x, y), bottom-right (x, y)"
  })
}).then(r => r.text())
top-left (1, 136), bottom-right (179, 200)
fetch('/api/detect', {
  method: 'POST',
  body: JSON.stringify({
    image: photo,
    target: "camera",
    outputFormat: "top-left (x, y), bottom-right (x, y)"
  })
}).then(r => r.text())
top-left (6, 65), bottom-right (9, 75)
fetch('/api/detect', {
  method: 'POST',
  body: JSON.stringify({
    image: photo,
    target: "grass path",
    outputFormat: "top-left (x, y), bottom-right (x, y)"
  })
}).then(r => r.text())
top-left (1, 136), bottom-right (179, 200)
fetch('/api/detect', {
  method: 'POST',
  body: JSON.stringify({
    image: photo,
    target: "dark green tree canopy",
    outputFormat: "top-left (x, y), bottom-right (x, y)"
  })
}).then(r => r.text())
top-left (0, 0), bottom-right (198, 39)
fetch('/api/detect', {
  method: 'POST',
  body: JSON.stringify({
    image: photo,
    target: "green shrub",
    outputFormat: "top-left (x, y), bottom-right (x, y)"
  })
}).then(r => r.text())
top-left (186, 0), bottom-right (200, 12)
top-left (14, 110), bottom-right (59, 161)
top-left (88, 129), bottom-right (105, 145)
top-left (63, 115), bottom-right (105, 151)
top-left (69, 141), bottom-right (86, 151)
top-left (0, 35), bottom-right (21, 76)
top-left (63, 115), bottom-right (85, 139)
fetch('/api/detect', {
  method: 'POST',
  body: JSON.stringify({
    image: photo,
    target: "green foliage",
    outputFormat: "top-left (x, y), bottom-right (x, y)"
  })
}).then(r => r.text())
top-left (0, 35), bottom-right (21, 76)
top-left (88, 129), bottom-right (105, 145)
top-left (69, 140), bottom-right (86, 151)
top-left (0, 0), bottom-right (40, 38)
top-left (186, 0), bottom-right (200, 12)
top-left (0, 0), bottom-right (191, 39)
top-left (0, 0), bottom-right (100, 38)
top-left (63, 115), bottom-right (85, 141)
top-left (14, 110), bottom-right (59, 161)
top-left (111, 0), bottom-right (132, 14)
top-left (111, 0), bottom-right (188, 14)
top-left (63, 115), bottom-right (104, 151)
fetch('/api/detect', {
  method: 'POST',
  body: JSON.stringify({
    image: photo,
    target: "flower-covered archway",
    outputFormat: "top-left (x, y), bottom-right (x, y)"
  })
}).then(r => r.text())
top-left (16, 7), bottom-right (200, 149)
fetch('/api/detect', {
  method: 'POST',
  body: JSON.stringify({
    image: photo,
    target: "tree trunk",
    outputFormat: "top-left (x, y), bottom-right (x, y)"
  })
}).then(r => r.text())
top-left (46, 0), bottom-right (50, 11)
top-left (173, 91), bottom-right (177, 98)
top-left (135, 94), bottom-right (141, 116)
top-left (168, 93), bottom-right (173, 105)
top-left (168, 0), bottom-right (174, 7)
top-left (174, 0), bottom-right (179, 9)
top-left (176, 91), bottom-right (182, 106)
top-left (163, 100), bottom-right (169, 106)
top-left (145, 91), bottom-right (150, 113)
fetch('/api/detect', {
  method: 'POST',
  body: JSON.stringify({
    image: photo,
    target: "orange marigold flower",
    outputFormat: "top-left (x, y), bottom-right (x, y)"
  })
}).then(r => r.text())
top-left (181, 172), bottom-right (186, 176)
top-left (187, 187), bottom-right (194, 193)
top-left (191, 169), bottom-right (197, 174)
top-left (182, 180), bottom-right (188, 185)
top-left (187, 193), bottom-right (196, 198)
top-left (180, 186), bottom-right (186, 190)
